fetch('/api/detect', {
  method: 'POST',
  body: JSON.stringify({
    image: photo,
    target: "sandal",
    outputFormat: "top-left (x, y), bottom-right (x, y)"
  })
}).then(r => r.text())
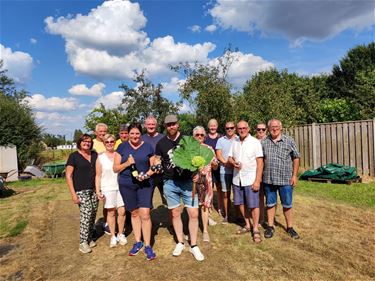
top-left (253, 231), bottom-right (262, 243)
top-left (236, 226), bottom-right (251, 235)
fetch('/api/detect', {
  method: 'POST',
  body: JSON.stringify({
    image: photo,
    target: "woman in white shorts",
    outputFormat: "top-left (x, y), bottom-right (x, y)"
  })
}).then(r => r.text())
top-left (96, 134), bottom-right (127, 247)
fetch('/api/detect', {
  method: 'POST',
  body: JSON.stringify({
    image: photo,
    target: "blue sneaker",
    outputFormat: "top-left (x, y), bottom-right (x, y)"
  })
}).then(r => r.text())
top-left (129, 241), bottom-right (143, 256)
top-left (144, 245), bottom-right (156, 261)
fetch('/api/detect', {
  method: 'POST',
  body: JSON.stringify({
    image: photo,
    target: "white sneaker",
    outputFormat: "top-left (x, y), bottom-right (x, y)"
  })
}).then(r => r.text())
top-left (172, 242), bottom-right (185, 257)
top-left (89, 240), bottom-right (97, 248)
top-left (189, 246), bottom-right (204, 261)
top-left (79, 242), bottom-right (92, 254)
top-left (110, 236), bottom-right (118, 248)
top-left (208, 217), bottom-right (217, 226)
top-left (117, 234), bottom-right (128, 246)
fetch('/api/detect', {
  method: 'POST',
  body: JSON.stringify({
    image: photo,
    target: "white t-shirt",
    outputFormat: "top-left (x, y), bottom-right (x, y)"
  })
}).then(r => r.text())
top-left (98, 153), bottom-right (119, 191)
top-left (228, 134), bottom-right (263, 186)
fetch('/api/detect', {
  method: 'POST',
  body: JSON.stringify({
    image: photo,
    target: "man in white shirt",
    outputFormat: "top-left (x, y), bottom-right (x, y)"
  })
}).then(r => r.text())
top-left (228, 120), bottom-right (264, 243)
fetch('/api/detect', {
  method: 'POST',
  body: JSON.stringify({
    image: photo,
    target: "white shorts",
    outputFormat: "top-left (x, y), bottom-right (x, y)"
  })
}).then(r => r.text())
top-left (102, 190), bottom-right (124, 209)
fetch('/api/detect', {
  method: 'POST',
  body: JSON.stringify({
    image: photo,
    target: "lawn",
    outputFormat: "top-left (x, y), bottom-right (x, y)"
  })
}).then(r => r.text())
top-left (0, 178), bottom-right (374, 281)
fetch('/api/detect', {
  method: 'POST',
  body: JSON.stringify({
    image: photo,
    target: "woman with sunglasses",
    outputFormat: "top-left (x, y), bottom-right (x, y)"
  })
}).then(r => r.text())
top-left (66, 134), bottom-right (98, 254)
top-left (114, 123), bottom-right (156, 261)
top-left (193, 126), bottom-right (218, 243)
top-left (96, 134), bottom-right (127, 248)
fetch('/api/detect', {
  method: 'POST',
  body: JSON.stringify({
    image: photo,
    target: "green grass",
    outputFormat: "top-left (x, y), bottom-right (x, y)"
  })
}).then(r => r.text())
top-left (0, 178), bottom-right (68, 238)
top-left (297, 180), bottom-right (375, 208)
top-left (8, 219), bottom-right (28, 237)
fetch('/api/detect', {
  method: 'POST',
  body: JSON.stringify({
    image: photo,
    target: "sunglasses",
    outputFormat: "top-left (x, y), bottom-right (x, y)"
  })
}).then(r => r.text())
top-left (194, 134), bottom-right (205, 137)
top-left (257, 128), bottom-right (266, 131)
top-left (225, 127), bottom-right (235, 130)
top-left (105, 140), bottom-right (115, 144)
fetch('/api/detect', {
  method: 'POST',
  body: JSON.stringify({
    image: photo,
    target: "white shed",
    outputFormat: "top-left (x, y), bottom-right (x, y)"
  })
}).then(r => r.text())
top-left (0, 145), bottom-right (19, 182)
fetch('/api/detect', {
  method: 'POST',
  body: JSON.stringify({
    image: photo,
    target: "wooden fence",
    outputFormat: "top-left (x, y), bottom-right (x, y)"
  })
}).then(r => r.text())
top-left (285, 119), bottom-right (375, 177)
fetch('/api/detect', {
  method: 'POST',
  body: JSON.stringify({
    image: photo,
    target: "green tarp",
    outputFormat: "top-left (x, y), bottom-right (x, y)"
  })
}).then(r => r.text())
top-left (300, 163), bottom-right (358, 181)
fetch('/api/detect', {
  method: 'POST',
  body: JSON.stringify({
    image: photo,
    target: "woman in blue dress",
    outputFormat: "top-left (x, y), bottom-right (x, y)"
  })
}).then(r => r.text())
top-left (113, 123), bottom-right (156, 261)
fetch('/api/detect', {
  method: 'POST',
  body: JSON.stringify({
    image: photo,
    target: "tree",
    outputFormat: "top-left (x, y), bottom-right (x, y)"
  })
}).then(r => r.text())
top-left (73, 129), bottom-right (83, 143)
top-left (172, 50), bottom-right (235, 132)
top-left (326, 43), bottom-right (375, 120)
top-left (239, 69), bottom-right (306, 129)
top-left (178, 113), bottom-right (197, 135)
top-left (119, 71), bottom-right (179, 129)
top-left (42, 134), bottom-right (66, 148)
top-left (84, 104), bottom-right (127, 135)
top-left (0, 67), bottom-right (42, 168)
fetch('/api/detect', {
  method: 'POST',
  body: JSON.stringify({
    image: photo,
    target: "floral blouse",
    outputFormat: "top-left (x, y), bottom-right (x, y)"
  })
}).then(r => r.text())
top-left (197, 144), bottom-right (217, 208)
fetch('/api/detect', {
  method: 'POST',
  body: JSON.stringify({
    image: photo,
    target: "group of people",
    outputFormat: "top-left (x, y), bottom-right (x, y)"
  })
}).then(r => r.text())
top-left (66, 115), bottom-right (300, 262)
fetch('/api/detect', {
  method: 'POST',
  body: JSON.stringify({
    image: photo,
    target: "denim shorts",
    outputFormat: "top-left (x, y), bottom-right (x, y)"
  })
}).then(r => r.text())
top-left (233, 184), bottom-right (259, 208)
top-left (264, 184), bottom-right (293, 208)
top-left (163, 179), bottom-right (198, 209)
top-left (220, 173), bottom-right (233, 193)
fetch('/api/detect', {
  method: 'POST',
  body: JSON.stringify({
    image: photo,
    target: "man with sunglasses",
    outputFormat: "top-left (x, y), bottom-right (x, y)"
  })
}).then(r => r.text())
top-left (255, 123), bottom-right (267, 141)
top-left (255, 123), bottom-right (267, 226)
top-left (155, 114), bottom-right (204, 261)
top-left (215, 121), bottom-right (237, 224)
top-left (262, 119), bottom-right (300, 239)
top-left (228, 121), bottom-right (264, 243)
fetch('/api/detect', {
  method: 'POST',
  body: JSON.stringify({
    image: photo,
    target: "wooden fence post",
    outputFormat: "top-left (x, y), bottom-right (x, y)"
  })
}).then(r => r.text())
top-left (312, 122), bottom-right (318, 169)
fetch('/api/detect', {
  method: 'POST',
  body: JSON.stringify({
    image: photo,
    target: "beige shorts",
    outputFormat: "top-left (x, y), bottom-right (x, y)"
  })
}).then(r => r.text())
top-left (102, 190), bottom-right (124, 209)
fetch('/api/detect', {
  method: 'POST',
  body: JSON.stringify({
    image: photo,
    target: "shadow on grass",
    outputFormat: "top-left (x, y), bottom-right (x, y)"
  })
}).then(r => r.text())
top-left (0, 187), bottom-right (16, 198)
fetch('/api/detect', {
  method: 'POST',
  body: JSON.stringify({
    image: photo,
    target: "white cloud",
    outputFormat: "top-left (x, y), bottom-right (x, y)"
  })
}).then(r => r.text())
top-left (30, 38), bottom-right (37, 44)
top-left (210, 0), bottom-right (375, 44)
top-left (189, 25), bottom-right (201, 33)
top-left (45, 0), bottom-right (216, 80)
top-left (209, 51), bottom-right (274, 87)
top-left (94, 91), bottom-right (123, 109)
top-left (205, 24), bottom-right (217, 32)
top-left (34, 111), bottom-right (85, 136)
top-left (178, 101), bottom-right (194, 114)
top-left (35, 111), bottom-right (76, 122)
top-left (45, 0), bottom-right (149, 55)
top-left (161, 76), bottom-right (185, 97)
top-left (68, 82), bottom-right (105, 96)
top-left (24, 94), bottom-right (78, 111)
top-left (0, 44), bottom-right (33, 84)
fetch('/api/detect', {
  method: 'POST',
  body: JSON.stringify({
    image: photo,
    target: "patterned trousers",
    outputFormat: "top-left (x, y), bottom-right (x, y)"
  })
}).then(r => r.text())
top-left (76, 190), bottom-right (99, 243)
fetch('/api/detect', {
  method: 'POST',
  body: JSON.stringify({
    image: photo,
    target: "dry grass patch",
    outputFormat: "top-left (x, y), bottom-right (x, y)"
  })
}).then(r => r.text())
top-left (0, 179), bottom-right (374, 281)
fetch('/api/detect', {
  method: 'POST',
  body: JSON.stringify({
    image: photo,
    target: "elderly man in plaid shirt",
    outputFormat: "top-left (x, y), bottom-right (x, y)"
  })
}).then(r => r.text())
top-left (262, 119), bottom-right (300, 239)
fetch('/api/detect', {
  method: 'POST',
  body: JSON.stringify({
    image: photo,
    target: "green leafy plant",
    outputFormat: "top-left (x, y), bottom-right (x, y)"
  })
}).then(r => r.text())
top-left (172, 136), bottom-right (214, 172)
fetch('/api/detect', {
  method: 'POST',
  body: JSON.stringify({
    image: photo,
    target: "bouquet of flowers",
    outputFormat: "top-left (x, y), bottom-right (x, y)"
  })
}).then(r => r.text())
top-left (171, 136), bottom-right (215, 202)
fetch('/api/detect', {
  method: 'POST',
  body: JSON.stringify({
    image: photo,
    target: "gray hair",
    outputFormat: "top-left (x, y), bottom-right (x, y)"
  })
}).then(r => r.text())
top-left (144, 115), bottom-right (157, 124)
top-left (192, 126), bottom-right (206, 136)
top-left (267, 119), bottom-right (282, 128)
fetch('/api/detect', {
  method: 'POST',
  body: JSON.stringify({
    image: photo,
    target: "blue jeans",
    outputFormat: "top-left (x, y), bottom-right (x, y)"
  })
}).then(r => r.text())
top-left (264, 184), bottom-right (293, 208)
top-left (163, 179), bottom-right (198, 209)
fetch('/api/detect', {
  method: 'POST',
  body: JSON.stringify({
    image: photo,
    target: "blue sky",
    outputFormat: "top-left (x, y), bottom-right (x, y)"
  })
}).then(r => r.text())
top-left (1, 0), bottom-right (374, 139)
